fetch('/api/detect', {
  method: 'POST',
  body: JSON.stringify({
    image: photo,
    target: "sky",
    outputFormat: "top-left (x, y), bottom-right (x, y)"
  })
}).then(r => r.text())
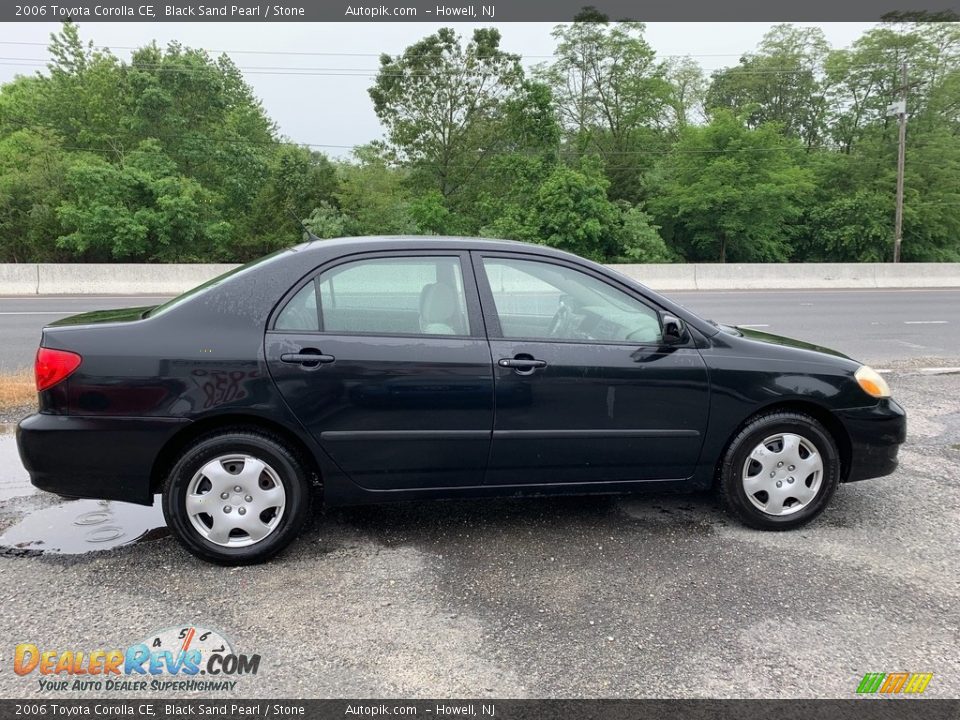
top-left (0, 22), bottom-right (878, 158)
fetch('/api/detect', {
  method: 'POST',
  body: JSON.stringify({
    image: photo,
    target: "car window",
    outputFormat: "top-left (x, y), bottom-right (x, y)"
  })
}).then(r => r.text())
top-left (275, 281), bottom-right (319, 331)
top-left (482, 257), bottom-right (662, 344)
top-left (314, 257), bottom-right (471, 336)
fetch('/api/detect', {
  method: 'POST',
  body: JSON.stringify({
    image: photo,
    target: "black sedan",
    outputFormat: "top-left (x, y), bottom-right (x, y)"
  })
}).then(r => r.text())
top-left (17, 237), bottom-right (906, 564)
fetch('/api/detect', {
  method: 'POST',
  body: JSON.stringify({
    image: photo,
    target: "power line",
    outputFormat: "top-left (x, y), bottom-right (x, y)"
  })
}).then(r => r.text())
top-left (0, 39), bottom-right (759, 60)
top-left (0, 57), bottom-right (919, 82)
top-left (0, 117), bottom-right (846, 155)
top-left (0, 57), bottom-right (834, 77)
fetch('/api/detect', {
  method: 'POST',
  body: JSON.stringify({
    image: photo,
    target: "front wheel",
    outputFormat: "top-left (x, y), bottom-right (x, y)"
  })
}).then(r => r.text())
top-left (720, 411), bottom-right (840, 530)
top-left (162, 430), bottom-right (312, 564)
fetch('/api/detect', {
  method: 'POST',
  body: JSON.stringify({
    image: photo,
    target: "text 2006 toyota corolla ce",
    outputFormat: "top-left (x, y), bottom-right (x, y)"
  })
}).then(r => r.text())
top-left (17, 237), bottom-right (906, 564)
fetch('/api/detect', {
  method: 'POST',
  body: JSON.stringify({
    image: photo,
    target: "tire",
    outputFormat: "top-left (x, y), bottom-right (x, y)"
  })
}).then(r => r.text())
top-left (162, 430), bottom-right (312, 565)
top-left (719, 411), bottom-right (840, 530)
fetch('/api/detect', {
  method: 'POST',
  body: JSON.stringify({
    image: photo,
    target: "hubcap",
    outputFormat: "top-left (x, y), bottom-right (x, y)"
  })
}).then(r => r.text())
top-left (741, 433), bottom-right (823, 517)
top-left (185, 454), bottom-right (286, 547)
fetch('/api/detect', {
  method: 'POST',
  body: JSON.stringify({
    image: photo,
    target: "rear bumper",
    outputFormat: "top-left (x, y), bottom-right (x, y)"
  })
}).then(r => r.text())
top-left (837, 398), bottom-right (907, 483)
top-left (16, 413), bottom-right (188, 505)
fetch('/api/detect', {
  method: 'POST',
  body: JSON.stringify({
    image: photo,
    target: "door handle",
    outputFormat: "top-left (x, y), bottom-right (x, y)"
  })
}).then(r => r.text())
top-left (498, 357), bottom-right (547, 374)
top-left (280, 351), bottom-right (335, 366)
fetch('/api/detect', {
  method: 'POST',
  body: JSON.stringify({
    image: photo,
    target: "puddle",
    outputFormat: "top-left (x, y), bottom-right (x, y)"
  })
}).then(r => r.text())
top-left (0, 498), bottom-right (167, 555)
top-left (0, 423), bottom-right (35, 501)
top-left (0, 424), bottom-right (168, 555)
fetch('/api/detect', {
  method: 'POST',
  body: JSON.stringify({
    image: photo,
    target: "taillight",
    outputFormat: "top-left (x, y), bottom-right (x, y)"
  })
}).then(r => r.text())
top-left (35, 348), bottom-right (82, 392)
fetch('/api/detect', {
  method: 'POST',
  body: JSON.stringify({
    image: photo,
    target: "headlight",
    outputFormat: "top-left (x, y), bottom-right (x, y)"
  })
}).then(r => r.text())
top-left (855, 365), bottom-right (891, 399)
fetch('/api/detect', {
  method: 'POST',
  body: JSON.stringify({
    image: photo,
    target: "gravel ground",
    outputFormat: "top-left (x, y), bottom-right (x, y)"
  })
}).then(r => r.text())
top-left (0, 369), bottom-right (957, 699)
top-left (0, 403), bottom-right (34, 426)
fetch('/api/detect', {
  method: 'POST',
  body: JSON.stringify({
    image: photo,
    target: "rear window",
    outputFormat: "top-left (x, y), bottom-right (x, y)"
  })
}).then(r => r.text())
top-left (272, 256), bottom-right (471, 337)
top-left (275, 282), bottom-right (319, 331)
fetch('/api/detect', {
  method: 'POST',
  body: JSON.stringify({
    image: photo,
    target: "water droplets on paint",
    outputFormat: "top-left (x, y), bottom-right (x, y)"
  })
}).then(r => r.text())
top-left (0, 498), bottom-right (167, 555)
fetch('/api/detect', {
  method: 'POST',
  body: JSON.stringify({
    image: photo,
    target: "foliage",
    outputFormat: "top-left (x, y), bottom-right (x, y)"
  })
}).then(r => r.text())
top-left (0, 20), bottom-right (958, 264)
top-left (536, 12), bottom-right (673, 202)
top-left (649, 111), bottom-right (814, 262)
top-left (369, 27), bottom-right (523, 199)
top-left (616, 205), bottom-right (675, 263)
top-left (707, 24), bottom-right (830, 147)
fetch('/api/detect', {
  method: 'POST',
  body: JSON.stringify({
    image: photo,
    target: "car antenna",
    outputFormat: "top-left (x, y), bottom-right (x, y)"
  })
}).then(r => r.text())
top-left (287, 208), bottom-right (314, 242)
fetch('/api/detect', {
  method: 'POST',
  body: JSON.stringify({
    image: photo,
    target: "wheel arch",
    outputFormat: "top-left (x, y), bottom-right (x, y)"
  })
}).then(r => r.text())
top-left (714, 399), bottom-right (853, 486)
top-left (150, 413), bottom-right (323, 496)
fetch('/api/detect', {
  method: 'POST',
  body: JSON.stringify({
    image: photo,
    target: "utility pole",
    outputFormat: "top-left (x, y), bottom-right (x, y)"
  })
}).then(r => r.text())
top-left (892, 61), bottom-right (908, 263)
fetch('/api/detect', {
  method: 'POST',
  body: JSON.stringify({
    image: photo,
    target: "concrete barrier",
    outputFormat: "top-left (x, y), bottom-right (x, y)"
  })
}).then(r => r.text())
top-left (872, 262), bottom-right (960, 289)
top-left (620, 262), bottom-right (960, 291)
top-left (35, 263), bottom-right (238, 295)
top-left (0, 262), bottom-right (955, 295)
top-left (691, 263), bottom-right (878, 291)
top-left (0, 264), bottom-right (38, 294)
top-left (610, 264), bottom-right (698, 290)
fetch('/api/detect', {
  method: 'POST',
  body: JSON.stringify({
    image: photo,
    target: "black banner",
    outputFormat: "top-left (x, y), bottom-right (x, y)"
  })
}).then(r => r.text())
top-left (0, 700), bottom-right (958, 720)
top-left (4, 0), bottom-right (960, 22)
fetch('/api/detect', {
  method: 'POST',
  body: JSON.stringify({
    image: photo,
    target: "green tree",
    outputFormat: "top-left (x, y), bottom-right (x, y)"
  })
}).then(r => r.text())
top-left (369, 27), bottom-right (523, 200)
top-left (334, 145), bottom-right (418, 236)
top-left (240, 144), bottom-right (338, 257)
top-left (615, 205), bottom-right (675, 263)
top-left (534, 162), bottom-right (620, 260)
top-left (57, 140), bottom-right (230, 261)
top-left (304, 202), bottom-right (348, 239)
top-left (707, 25), bottom-right (829, 148)
top-left (664, 57), bottom-right (707, 131)
top-left (538, 11), bottom-right (673, 201)
top-left (651, 111), bottom-right (814, 262)
top-left (0, 129), bottom-right (69, 262)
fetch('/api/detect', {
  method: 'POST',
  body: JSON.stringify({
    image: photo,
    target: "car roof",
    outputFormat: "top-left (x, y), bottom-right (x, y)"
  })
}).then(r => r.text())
top-left (144, 233), bottom-right (718, 340)
top-left (294, 234), bottom-right (572, 258)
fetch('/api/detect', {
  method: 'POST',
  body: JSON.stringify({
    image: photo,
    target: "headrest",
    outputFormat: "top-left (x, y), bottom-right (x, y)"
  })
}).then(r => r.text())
top-left (419, 283), bottom-right (458, 324)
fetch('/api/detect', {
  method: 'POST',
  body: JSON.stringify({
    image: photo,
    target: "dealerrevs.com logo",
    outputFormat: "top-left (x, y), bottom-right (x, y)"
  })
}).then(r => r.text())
top-left (15, 626), bottom-right (260, 693)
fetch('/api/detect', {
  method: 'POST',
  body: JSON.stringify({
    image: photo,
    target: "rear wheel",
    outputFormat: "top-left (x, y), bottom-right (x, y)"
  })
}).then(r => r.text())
top-left (162, 430), bottom-right (311, 564)
top-left (720, 411), bottom-right (840, 530)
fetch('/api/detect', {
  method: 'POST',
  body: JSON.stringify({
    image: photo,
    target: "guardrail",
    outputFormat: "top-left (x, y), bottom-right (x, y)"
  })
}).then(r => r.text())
top-left (0, 262), bottom-right (958, 295)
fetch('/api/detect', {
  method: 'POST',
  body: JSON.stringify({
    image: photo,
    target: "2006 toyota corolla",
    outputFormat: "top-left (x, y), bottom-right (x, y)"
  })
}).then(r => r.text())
top-left (17, 236), bottom-right (906, 564)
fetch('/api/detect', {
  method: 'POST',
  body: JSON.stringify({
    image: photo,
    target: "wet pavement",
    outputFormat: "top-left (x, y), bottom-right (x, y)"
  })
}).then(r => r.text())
top-left (0, 370), bottom-right (957, 699)
top-left (0, 498), bottom-right (166, 555)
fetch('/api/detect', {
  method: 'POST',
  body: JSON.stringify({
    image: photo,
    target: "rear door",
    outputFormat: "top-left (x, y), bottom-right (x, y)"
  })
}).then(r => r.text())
top-left (265, 251), bottom-right (493, 490)
top-left (474, 252), bottom-right (709, 486)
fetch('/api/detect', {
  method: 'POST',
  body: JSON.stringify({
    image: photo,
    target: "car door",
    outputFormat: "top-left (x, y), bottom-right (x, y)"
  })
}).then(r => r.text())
top-left (265, 251), bottom-right (493, 491)
top-left (473, 252), bottom-right (709, 485)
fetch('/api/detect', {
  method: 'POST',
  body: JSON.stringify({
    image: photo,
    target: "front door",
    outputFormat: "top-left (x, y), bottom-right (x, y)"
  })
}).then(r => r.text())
top-left (474, 253), bottom-right (709, 486)
top-left (265, 252), bottom-right (493, 491)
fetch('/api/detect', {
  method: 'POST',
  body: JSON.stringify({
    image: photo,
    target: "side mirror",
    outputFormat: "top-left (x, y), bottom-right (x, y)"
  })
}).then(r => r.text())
top-left (661, 314), bottom-right (686, 345)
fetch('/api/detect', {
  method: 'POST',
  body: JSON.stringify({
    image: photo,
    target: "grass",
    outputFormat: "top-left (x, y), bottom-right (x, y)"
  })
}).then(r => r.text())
top-left (0, 370), bottom-right (36, 413)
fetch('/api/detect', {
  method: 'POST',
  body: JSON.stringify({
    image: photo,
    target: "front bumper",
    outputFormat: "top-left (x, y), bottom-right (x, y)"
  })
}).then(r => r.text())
top-left (16, 413), bottom-right (188, 505)
top-left (837, 398), bottom-right (907, 482)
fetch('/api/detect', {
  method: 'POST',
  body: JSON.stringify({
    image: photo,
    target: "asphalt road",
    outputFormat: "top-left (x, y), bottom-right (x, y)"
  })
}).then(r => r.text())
top-left (0, 288), bottom-right (957, 370)
top-left (0, 368), bottom-right (957, 698)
